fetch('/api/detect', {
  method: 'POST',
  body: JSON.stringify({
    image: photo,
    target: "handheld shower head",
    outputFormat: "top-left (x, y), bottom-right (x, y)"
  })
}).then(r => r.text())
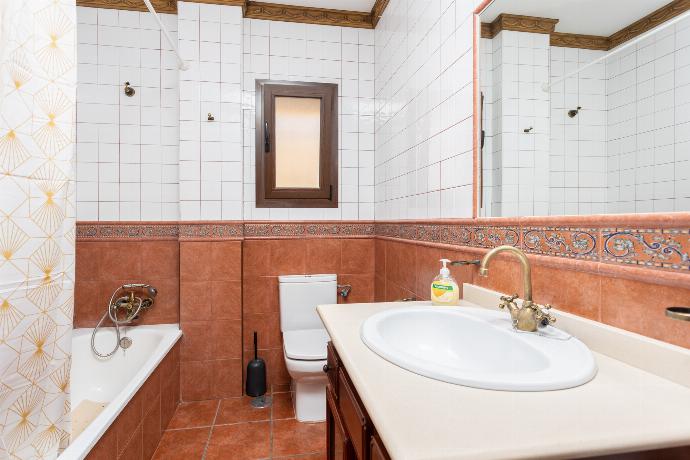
top-left (121, 283), bottom-right (157, 297)
top-left (147, 286), bottom-right (158, 298)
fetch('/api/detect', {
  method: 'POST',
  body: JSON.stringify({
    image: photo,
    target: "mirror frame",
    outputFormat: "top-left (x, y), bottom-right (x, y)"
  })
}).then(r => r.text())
top-left (471, 0), bottom-right (690, 222)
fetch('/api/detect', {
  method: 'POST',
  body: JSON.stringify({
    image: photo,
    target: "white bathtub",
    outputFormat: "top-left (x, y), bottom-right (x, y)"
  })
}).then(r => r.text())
top-left (59, 324), bottom-right (182, 460)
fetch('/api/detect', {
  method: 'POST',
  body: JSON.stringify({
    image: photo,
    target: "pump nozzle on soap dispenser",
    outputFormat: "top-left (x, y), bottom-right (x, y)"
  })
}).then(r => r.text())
top-left (431, 258), bottom-right (460, 306)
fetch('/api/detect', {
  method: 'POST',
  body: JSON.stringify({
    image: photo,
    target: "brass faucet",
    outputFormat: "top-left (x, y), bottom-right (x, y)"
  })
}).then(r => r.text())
top-left (479, 245), bottom-right (555, 332)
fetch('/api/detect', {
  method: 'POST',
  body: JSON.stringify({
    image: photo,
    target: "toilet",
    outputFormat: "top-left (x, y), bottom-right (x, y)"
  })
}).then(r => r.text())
top-left (279, 274), bottom-right (336, 422)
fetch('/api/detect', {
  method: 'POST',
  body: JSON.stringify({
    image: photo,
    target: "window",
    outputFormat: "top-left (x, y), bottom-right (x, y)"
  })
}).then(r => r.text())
top-left (255, 80), bottom-right (338, 208)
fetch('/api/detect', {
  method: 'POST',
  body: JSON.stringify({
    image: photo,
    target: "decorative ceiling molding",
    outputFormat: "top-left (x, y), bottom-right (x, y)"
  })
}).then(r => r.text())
top-left (481, 1), bottom-right (690, 51)
top-left (608, 0), bottom-right (690, 49)
top-left (482, 13), bottom-right (559, 39)
top-left (244, 1), bottom-right (373, 28)
top-left (77, 0), bottom-right (388, 29)
top-left (76, 0), bottom-right (176, 14)
top-left (371, 0), bottom-right (390, 28)
top-left (550, 32), bottom-right (609, 51)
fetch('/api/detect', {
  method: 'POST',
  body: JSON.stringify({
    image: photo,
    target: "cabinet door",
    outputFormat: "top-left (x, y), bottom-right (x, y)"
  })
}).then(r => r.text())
top-left (370, 434), bottom-right (390, 460)
top-left (327, 388), bottom-right (354, 460)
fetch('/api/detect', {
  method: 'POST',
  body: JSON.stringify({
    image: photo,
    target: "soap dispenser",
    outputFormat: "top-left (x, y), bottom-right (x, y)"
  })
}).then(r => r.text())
top-left (431, 259), bottom-right (460, 306)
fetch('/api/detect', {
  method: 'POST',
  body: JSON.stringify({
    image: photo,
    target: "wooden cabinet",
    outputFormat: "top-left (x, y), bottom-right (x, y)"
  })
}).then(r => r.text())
top-left (326, 342), bottom-right (390, 460)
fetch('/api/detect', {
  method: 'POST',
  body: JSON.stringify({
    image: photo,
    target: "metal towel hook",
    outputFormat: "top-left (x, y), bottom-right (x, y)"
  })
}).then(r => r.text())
top-left (124, 82), bottom-right (135, 97)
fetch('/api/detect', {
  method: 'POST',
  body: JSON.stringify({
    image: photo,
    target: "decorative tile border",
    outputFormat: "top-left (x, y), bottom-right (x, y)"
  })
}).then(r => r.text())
top-left (75, 222), bottom-right (179, 240)
top-left (376, 223), bottom-right (520, 248)
top-left (522, 227), bottom-right (598, 260)
top-left (76, 221), bottom-right (375, 241)
top-left (602, 228), bottom-right (690, 271)
top-left (75, 219), bottom-right (690, 274)
top-left (243, 222), bottom-right (375, 238)
top-left (178, 223), bottom-right (244, 240)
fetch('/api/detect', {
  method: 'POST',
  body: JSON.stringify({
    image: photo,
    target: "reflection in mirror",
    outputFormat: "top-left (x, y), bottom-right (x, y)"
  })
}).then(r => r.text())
top-left (477, 0), bottom-right (690, 217)
top-left (275, 96), bottom-right (322, 189)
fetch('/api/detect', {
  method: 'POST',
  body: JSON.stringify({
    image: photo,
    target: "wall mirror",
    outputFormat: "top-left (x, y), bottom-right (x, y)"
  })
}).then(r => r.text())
top-left (475, 0), bottom-right (690, 217)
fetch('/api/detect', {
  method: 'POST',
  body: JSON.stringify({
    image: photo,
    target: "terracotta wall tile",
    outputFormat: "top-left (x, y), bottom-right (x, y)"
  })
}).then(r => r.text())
top-left (180, 242), bottom-right (213, 281)
top-left (374, 238), bottom-right (386, 275)
top-left (306, 239), bottom-right (342, 273)
top-left (211, 281), bottom-right (242, 320)
top-left (180, 281), bottom-right (212, 322)
top-left (142, 398), bottom-right (161, 460)
top-left (414, 245), bottom-right (442, 300)
top-left (140, 241), bottom-right (179, 279)
top-left (243, 240), bottom-right (271, 277)
top-left (212, 320), bottom-right (242, 359)
top-left (118, 425), bottom-right (142, 460)
top-left (270, 240), bottom-right (308, 275)
top-left (532, 265), bottom-right (601, 321)
top-left (115, 392), bottom-right (142, 456)
top-left (85, 425), bottom-right (116, 460)
top-left (243, 276), bottom-right (278, 315)
top-left (210, 241), bottom-right (242, 281)
top-left (211, 358), bottom-right (243, 398)
top-left (75, 240), bottom-right (179, 328)
top-left (385, 241), bottom-right (416, 292)
top-left (342, 239), bottom-right (375, 274)
top-left (243, 313), bottom-right (282, 351)
top-left (601, 277), bottom-right (690, 349)
top-left (181, 361), bottom-right (213, 401)
top-left (76, 243), bottom-right (101, 281)
top-left (180, 321), bottom-right (214, 362)
top-left (374, 275), bottom-right (386, 302)
top-left (337, 274), bottom-right (374, 303)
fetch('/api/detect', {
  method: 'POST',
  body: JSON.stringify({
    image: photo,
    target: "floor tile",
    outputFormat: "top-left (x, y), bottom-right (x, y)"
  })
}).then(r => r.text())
top-left (272, 393), bottom-right (295, 420)
top-left (151, 427), bottom-right (210, 460)
top-left (205, 421), bottom-right (271, 460)
top-left (167, 400), bottom-right (219, 429)
top-left (272, 419), bottom-right (326, 457)
top-left (215, 397), bottom-right (271, 425)
top-left (272, 383), bottom-right (291, 394)
top-left (273, 453), bottom-right (327, 460)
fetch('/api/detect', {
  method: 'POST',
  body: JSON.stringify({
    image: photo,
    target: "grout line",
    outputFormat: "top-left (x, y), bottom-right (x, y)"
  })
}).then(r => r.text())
top-left (200, 400), bottom-right (222, 460)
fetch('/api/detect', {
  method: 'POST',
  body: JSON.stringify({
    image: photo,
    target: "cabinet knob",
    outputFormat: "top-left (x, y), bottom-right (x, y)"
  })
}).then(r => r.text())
top-left (323, 364), bottom-right (331, 373)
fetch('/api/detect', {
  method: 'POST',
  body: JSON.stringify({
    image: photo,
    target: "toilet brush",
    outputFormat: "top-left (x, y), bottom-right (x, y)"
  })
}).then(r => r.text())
top-left (246, 331), bottom-right (270, 408)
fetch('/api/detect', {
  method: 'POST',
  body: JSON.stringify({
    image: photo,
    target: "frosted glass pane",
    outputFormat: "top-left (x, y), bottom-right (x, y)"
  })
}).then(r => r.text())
top-left (275, 96), bottom-right (321, 189)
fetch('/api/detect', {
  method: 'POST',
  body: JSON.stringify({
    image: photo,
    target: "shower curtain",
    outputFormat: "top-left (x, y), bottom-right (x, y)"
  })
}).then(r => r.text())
top-left (0, 0), bottom-right (76, 458)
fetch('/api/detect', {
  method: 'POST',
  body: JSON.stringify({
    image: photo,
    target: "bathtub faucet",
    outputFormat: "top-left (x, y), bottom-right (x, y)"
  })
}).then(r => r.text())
top-left (91, 283), bottom-right (158, 358)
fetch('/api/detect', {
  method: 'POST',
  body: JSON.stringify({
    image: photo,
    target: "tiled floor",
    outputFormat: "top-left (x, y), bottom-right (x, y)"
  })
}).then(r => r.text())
top-left (152, 385), bottom-right (326, 460)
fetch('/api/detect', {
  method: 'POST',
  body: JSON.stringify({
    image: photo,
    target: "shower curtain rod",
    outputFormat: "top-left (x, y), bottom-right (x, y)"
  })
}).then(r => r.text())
top-left (142, 0), bottom-right (188, 70)
top-left (542, 8), bottom-right (690, 92)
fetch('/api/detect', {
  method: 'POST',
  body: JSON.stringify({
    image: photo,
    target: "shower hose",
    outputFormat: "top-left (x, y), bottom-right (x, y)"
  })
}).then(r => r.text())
top-left (91, 284), bottom-right (153, 358)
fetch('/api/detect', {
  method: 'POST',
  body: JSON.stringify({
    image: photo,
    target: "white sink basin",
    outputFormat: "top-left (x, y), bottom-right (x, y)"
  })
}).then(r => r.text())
top-left (361, 306), bottom-right (597, 391)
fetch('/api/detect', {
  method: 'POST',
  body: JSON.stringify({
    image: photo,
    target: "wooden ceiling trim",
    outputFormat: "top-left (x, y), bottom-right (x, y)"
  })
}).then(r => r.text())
top-left (608, 0), bottom-right (690, 49)
top-left (481, 1), bottom-right (690, 51)
top-left (485, 13), bottom-right (559, 38)
top-left (371, 0), bottom-right (390, 28)
top-left (76, 0), bottom-right (177, 14)
top-left (76, 0), bottom-right (380, 29)
top-left (243, 1), bottom-right (373, 28)
top-left (550, 32), bottom-right (609, 51)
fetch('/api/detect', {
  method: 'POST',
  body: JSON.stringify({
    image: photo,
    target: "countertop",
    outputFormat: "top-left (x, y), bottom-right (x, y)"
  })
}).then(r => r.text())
top-left (317, 285), bottom-right (690, 460)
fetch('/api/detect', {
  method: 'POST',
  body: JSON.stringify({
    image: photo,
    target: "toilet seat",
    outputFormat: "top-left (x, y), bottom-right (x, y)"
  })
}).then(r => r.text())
top-left (283, 329), bottom-right (330, 361)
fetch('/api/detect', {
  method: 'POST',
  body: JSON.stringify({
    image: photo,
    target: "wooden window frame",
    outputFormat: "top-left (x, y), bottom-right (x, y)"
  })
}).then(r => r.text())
top-left (255, 80), bottom-right (338, 208)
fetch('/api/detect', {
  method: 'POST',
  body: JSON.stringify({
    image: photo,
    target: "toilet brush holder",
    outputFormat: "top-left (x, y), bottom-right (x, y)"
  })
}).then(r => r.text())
top-left (246, 331), bottom-right (271, 408)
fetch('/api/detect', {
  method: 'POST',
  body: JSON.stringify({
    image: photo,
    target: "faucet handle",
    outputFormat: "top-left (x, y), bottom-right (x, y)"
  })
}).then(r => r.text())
top-left (536, 304), bottom-right (556, 328)
top-left (499, 294), bottom-right (519, 310)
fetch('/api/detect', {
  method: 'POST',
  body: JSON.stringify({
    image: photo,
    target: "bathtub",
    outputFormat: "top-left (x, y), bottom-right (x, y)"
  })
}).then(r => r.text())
top-left (59, 324), bottom-right (182, 460)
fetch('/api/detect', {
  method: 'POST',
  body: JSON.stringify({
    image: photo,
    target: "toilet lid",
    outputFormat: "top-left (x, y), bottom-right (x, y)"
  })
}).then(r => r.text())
top-left (283, 329), bottom-right (330, 360)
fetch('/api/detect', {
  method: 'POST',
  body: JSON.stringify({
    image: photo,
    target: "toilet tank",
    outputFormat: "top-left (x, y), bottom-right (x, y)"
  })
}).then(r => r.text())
top-left (278, 274), bottom-right (337, 332)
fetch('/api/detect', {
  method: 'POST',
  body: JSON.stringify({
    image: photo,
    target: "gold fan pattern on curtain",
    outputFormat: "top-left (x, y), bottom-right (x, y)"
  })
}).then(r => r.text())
top-left (0, 0), bottom-right (76, 458)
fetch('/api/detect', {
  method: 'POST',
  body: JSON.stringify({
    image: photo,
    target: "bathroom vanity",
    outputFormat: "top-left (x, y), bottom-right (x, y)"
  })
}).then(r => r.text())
top-left (319, 285), bottom-right (690, 460)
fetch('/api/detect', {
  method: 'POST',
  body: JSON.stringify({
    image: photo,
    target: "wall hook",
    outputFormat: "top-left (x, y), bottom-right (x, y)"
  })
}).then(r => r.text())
top-left (207, 113), bottom-right (215, 121)
top-left (523, 127), bottom-right (533, 133)
top-left (568, 106), bottom-right (582, 118)
top-left (124, 82), bottom-right (135, 97)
